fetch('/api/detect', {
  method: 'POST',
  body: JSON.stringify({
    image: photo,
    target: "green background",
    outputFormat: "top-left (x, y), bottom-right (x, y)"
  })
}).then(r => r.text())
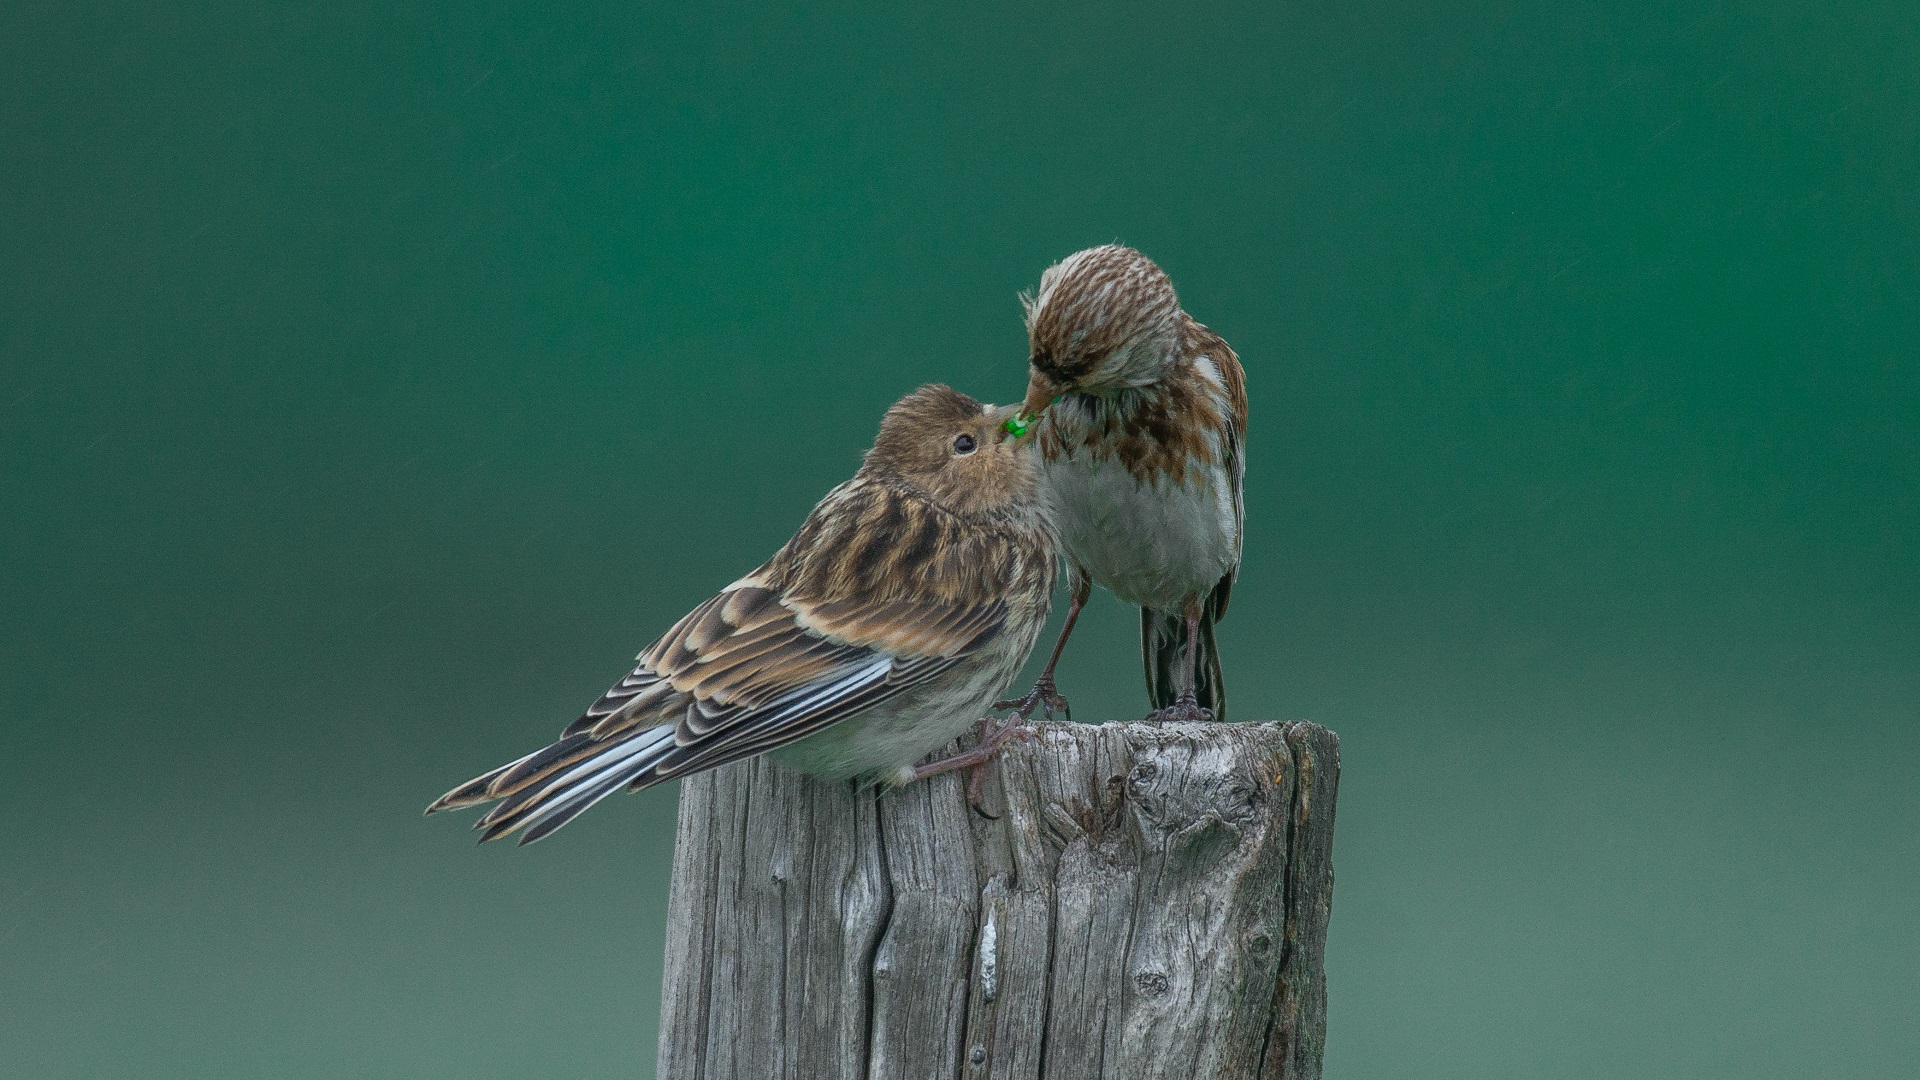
top-left (5, 2), bottom-right (1916, 1077)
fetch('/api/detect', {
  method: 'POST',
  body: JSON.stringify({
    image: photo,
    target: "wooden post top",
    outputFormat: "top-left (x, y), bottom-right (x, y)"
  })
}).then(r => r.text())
top-left (657, 721), bottom-right (1339, 1080)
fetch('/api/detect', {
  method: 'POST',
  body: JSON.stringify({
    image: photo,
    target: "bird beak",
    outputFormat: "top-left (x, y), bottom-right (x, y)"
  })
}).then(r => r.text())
top-left (1003, 368), bottom-right (1063, 440)
top-left (1022, 368), bottom-right (1063, 421)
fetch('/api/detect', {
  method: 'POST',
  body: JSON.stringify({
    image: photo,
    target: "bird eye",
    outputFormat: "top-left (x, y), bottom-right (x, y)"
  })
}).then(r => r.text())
top-left (952, 433), bottom-right (977, 455)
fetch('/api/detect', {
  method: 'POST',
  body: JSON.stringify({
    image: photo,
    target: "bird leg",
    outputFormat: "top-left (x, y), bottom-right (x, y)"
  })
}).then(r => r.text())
top-left (1143, 598), bottom-right (1214, 723)
top-left (913, 713), bottom-right (1036, 810)
top-left (994, 569), bottom-right (1090, 721)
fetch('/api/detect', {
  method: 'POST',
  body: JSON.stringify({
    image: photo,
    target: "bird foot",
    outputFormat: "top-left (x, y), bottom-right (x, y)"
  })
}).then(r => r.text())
top-left (993, 673), bottom-right (1070, 722)
top-left (914, 715), bottom-right (1035, 812)
top-left (1142, 693), bottom-right (1214, 724)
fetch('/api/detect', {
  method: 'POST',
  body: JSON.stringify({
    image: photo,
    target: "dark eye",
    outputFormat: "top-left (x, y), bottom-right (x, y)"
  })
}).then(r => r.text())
top-left (952, 433), bottom-right (977, 455)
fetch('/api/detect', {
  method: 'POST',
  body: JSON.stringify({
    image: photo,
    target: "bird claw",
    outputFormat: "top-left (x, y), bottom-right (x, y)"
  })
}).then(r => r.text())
top-left (913, 714), bottom-right (1035, 813)
top-left (993, 674), bottom-right (1070, 722)
top-left (1142, 693), bottom-right (1214, 724)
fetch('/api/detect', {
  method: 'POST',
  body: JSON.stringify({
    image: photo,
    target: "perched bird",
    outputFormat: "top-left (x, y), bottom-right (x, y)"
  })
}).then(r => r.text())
top-left (997, 245), bottom-right (1247, 724)
top-left (426, 384), bottom-right (1056, 843)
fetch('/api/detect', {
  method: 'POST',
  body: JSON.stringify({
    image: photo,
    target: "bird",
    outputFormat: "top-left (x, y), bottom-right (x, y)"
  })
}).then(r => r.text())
top-left (996, 245), bottom-right (1246, 724)
top-left (425, 384), bottom-right (1057, 843)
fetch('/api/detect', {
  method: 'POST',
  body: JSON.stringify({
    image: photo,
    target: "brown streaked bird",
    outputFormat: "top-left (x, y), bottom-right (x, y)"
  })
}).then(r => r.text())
top-left (426, 385), bottom-right (1056, 843)
top-left (998, 245), bottom-right (1247, 724)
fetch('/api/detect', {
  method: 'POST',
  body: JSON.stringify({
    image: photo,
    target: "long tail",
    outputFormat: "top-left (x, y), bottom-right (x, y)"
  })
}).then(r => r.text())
top-left (1140, 603), bottom-right (1226, 721)
top-left (424, 723), bottom-right (679, 845)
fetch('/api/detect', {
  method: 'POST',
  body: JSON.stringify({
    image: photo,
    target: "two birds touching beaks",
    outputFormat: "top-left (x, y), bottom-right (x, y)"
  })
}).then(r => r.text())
top-left (427, 245), bottom-right (1248, 844)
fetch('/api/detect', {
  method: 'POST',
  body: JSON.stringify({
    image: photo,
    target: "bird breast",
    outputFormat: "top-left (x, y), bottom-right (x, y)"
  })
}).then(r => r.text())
top-left (1039, 446), bottom-right (1239, 612)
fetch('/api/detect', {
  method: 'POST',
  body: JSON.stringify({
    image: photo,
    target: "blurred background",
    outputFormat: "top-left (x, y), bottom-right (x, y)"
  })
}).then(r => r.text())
top-left (4, 2), bottom-right (1916, 1077)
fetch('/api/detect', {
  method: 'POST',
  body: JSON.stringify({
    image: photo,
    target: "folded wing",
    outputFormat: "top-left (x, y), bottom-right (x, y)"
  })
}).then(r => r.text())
top-left (425, 563), bottom-right (1009, 844)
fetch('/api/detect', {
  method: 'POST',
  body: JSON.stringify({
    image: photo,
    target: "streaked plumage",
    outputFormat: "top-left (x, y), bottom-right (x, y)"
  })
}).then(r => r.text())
top-left (1004, 245), bottom-right (1247, 723)
top-left (426, 384), bottom-right (1055, 843)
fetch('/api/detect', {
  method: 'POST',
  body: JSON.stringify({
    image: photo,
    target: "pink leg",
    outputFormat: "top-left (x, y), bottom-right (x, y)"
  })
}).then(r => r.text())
top-left (995, 568), bottom-right (1089, 720)
top-left (911, 714), bottom-right (1036, 809)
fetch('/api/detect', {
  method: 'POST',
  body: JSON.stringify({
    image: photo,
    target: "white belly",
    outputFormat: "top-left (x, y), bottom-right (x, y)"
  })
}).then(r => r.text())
top-left (1041, 453), bottom-right (1238, 612)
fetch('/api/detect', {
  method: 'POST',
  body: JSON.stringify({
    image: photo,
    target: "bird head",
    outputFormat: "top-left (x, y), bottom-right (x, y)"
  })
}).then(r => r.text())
top-left (1016, 245), bottom-right (1184, 424)
top-left (864, 384), bottom-right (1041, 518)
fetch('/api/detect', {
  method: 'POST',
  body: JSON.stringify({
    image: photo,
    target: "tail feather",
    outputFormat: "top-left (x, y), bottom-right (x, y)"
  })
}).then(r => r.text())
top-left (484, 732), bottom-right (609, 802)
top-left (477, 765), bottom-right (628, 844)
top-left (480, 725), bottom-right (670, 824)
top-left (424, 748), bottom-right (541, 813)
top-left (484, 725), bottom-right (677, 838)
top-left (1140, 605), bottom-right (1226, 720)
top-left (513, 760), bottom-right (653, 845)
top-left (432, 724), bottom-right (679, 844)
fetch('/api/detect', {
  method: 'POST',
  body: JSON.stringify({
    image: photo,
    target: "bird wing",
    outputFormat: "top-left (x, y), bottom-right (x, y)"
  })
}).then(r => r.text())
top-left (427, 479), bottom-right (1024, 837)
top-left (1201, 325), bottom-right (1247, 622)
top-left (620, 576), bottom-right (1006, 770)
top-left (1212, 396), bottom-right (1244, 623)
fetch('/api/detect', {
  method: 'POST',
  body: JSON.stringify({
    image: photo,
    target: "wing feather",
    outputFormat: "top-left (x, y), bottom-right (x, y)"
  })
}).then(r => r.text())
top-left (427, 475), bottom-right (1035, 842)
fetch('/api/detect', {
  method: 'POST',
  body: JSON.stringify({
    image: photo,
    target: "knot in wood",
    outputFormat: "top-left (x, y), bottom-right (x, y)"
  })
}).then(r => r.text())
top-left (1126, 743), bottom-right (1268, 833)
top-left (654, 721), bottom-right (1341, 1080)
top-left (1128, 759), bottom-right (1159, 791)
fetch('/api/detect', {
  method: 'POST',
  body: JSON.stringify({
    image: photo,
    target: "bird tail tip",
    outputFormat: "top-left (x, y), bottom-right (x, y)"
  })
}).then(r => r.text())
top-left (438, 725), bottom-right (679, 845)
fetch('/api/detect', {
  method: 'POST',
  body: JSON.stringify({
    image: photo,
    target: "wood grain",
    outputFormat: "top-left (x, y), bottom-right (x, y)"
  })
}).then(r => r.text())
top-left (656, 721), bottom-right (1339, 1080)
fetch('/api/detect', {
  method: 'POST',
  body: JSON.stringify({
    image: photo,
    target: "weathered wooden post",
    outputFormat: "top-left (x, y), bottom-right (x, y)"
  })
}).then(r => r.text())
top-left (656, 721), bottom-right (1339, 1079)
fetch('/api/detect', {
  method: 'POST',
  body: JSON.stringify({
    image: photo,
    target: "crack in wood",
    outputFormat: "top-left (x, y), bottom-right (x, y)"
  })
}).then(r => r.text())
top-left (656, 721), bottom-right (1338, 1080)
